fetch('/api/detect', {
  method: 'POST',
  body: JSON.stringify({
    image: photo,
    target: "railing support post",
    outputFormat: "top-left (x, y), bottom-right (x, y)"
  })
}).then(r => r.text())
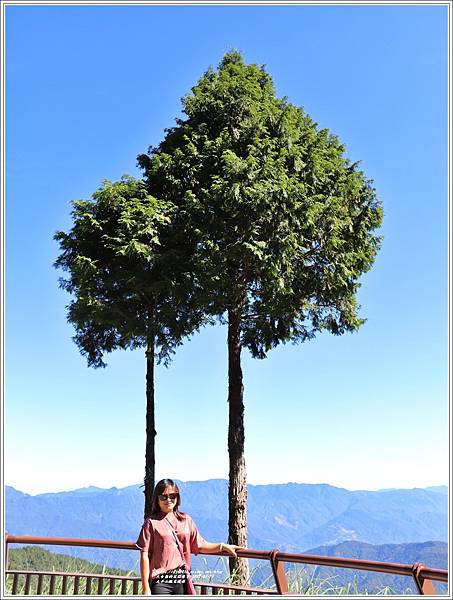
top-left (270, 549), bottom-right (289, 595)
top-left (412, 563), bottom-right (437, 595)
top-left (4, 534), bottom-right (9, 572)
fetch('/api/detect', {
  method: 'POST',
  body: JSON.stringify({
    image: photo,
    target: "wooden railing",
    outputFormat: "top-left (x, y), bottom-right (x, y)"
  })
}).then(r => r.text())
top-left (4, 534), bottom-right (449, 595)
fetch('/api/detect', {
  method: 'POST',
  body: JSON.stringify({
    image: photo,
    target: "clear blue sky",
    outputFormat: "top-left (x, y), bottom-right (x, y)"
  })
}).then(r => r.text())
top-left (3, 2), bottom-right (449, 495)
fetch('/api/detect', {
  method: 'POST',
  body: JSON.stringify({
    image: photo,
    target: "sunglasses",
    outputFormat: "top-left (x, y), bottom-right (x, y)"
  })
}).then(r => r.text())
top-left (158, 493), bottom-right (178, 501)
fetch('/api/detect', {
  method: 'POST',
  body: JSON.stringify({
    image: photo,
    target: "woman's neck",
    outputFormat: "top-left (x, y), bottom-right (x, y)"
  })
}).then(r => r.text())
top-left (161, 509), bottom-right (175, 518)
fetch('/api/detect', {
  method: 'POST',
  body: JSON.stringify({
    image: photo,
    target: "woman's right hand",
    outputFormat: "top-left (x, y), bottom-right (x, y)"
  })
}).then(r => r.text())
top-left (222, 543), bottom-right (244, 558)
top-left (142, 586), bottom-right (151, 596)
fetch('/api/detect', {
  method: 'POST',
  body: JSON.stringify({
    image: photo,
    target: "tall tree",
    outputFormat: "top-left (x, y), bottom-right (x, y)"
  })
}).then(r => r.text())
top-left (138, 51), bottom-right (383, 584)
top-left (54, 176), bottom-right (204, 517)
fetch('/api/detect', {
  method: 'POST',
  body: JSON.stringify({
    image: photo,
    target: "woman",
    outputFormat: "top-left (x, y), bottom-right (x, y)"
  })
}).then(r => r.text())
top-left (136, 478), bottom-right (243, 595)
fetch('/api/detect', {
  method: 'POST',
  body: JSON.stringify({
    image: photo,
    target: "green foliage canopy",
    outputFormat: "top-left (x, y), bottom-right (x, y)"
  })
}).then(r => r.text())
top-left (138, 51), bottom-right (383, 358)
top-left (54, 176), bottom-right (203, 368)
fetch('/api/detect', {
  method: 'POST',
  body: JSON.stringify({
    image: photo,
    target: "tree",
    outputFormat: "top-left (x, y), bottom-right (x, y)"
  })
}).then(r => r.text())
top-left (137, 51), bottom-right (383, 583)
top-left (54, 176), bottom-right (204, 517)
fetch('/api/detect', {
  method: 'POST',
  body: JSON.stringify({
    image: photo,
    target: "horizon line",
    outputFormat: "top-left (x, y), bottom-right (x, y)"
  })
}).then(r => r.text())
top-left (5, 479), bottom-right (448, 497)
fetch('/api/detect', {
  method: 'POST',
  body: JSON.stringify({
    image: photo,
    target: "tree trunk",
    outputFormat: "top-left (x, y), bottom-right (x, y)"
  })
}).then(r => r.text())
top-left (227, 307), bottom-right (249, 585)
top-left (144, 340), bottom-right (156, 518)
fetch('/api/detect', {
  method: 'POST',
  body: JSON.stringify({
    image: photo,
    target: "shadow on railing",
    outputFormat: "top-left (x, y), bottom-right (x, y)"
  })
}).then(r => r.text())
top-left (4, 534), bottom-right (449, 595)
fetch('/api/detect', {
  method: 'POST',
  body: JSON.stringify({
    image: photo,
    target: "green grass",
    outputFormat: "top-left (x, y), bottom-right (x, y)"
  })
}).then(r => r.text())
top-left (285, 566), bottom-right (415, 596)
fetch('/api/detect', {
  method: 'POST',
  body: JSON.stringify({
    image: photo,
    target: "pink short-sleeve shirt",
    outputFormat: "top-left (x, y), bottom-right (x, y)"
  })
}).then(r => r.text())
top-left (135, 513), bottom-right (206, 579)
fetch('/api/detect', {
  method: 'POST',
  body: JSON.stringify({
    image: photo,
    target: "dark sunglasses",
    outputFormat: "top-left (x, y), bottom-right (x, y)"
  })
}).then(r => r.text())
top-left (158, 493), bottom-right (178, 501)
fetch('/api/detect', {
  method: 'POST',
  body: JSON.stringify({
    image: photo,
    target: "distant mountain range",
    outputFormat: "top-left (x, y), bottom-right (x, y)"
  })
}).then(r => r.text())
top-left (296, 539), bottom-right (448, 595)
top-left (5, 480), bottom-right (448, 577)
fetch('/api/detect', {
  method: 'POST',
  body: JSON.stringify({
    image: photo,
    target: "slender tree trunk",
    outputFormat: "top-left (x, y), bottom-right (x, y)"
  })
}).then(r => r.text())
top-left (227, 307), bottom-right (249, 585)
top-left (144, 340), bottom-right (156, 518)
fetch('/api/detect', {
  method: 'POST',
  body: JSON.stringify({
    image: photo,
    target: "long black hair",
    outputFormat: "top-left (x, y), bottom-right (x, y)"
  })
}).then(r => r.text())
top-left (149, 479), bottom-right (186, 520)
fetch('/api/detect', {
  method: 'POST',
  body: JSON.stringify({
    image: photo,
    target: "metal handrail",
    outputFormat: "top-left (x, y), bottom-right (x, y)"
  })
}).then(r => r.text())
top-left (275, 549), bottom-right (448, 579)
top-left (4, 534), bottom-right (448, 595)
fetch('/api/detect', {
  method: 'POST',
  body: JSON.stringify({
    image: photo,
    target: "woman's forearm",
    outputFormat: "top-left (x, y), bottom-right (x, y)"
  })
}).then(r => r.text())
top-left (200, 541), bottom-right (224, 554)
top-left (200, 541), bottom-right (243, 557)
top-left (139, 552), bottom-right (151, 594)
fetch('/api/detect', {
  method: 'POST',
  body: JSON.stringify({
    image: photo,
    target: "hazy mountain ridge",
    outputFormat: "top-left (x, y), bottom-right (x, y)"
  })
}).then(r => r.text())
top-left (298, 540), bottom-right (448, 594)
top-left (7, 545), bottom-right (132, 575)
top-left (6, 480), bottom-right (448, 572)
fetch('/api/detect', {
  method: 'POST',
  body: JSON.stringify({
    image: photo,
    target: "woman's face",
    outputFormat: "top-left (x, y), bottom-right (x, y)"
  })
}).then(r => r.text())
top-left (157, 486), bottom-right (178, 514)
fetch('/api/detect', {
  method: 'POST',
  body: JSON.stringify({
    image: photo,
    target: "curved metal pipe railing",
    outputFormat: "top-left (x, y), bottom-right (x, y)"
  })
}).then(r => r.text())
top-left (4, 534), bottom-right (448, 595)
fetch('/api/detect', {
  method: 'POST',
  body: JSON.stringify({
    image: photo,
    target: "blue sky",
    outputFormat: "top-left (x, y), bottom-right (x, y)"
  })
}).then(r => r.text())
top-left (3, 2), bottom-right (449, 495)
